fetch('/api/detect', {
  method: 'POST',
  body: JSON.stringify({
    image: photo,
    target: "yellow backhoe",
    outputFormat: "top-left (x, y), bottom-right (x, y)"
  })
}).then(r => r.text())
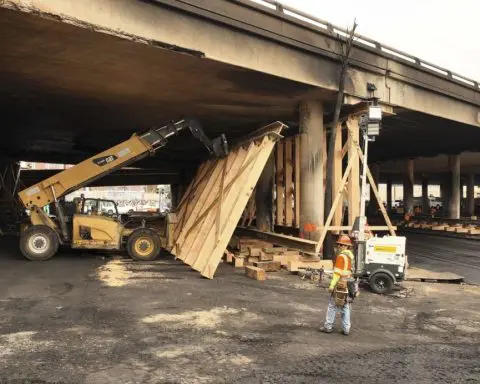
top-left (17, 119), bottom-right (228, 261)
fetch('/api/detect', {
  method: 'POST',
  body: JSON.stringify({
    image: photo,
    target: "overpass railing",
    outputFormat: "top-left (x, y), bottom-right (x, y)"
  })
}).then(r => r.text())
top-left (246, 0), bottom-right (479, 91)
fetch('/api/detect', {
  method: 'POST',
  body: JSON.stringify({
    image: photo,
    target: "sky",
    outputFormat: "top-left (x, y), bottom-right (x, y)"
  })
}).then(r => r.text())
top-left (277, 0), bottom-right (480, 80)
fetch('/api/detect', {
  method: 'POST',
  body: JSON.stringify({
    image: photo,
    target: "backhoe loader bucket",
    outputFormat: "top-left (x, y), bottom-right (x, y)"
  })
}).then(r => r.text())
top-left (211, 134), bottom-right (229, 158)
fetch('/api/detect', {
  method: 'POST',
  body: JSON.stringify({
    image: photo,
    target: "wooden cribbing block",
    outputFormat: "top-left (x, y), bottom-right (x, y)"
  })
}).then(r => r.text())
top-left (248, 247), bottom-right (262, 257)
top-left (287, 260), bottom-right (333, 272)
top-left (233, 255), bottom-right (245, 268)
top-left (446, 226), bottom-right (461, 232)
top-left (273, 254), bottom-right (301, 266)
top-left (300, 255), bottom-right (321, 262)
top-left (253, 261), bottom-right (282, 272)
top-left (259, 251), bottom-right (273, 261)
top-left (245, 266), bottom-right (266, 281)
top-left (248, 256), bottom-right (260, 263)
top-left (225, 251), bottom-right (234, 263)
top-left (262, 247), bottom-right (287, 254)
top-left (455, 227), bottom-right (469, 234)
top-left (468, 228), bottom-right (480, 235)
top-left (431, 225), bottom-right (448, 231)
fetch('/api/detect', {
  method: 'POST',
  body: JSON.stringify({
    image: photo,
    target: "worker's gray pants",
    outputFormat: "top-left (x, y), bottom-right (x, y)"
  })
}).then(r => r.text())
top-left (324, 297), bottom-right (351, 333)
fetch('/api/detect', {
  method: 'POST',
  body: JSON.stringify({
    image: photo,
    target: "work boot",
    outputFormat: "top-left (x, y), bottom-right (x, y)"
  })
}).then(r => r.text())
top-left (342, 330), bottom-right (350, 336)
top-left (319, 327), bottom-right (332, 334)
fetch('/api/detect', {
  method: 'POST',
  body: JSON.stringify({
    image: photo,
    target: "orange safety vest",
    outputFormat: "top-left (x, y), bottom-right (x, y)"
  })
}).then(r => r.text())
top-left (334, 250), bottom-right (353, 277)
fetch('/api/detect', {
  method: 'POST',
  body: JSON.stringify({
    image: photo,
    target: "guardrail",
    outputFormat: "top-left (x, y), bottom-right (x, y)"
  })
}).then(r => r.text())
top-left (246, 0), bottom-right (480, 90)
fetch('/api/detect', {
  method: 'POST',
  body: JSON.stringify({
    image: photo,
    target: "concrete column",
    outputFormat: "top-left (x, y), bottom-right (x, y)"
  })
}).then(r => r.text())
top-left (449, 155), bottom-right (461, 219)
top-left (299, 100), bottom-right (324, 241)
top-left (403, 159), bottom-right (414, 215)
top-left (255, 153), bottom-right (274, 232)
top-left (386, 179), bottom-right (393, 212)
top-left (421, 176), bottom-right (429, 214)
top-left (467, 174), bottom-right (475, 216)
top-left (368, 163), bottom-right (380, 215)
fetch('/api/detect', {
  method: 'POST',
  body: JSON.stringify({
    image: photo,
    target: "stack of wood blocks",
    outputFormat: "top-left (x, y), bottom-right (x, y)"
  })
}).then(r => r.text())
top-left (224, 236), bottom-right (333, 280)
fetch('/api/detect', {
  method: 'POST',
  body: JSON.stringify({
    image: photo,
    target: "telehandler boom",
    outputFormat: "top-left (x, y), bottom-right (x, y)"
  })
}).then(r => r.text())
top-left (17, 119), bottom-right (228, 261)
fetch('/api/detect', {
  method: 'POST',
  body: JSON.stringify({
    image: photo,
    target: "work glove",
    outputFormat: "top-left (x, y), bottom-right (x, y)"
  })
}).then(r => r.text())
top-left (328, 287), bottom-right (334, 293)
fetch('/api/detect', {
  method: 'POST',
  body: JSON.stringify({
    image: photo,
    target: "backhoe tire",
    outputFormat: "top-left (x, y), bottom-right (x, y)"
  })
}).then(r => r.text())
top-left (20, 225), bottom-right (59, 261)
top-left (369, 272), bottom-right (394, 294)
top-left (127, 229), bottom-right (161, 261)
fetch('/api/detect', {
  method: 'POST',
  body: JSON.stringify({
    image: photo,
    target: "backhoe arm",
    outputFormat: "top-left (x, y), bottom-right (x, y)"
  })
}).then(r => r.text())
top-left (18, 118), bottom-right (228, 210)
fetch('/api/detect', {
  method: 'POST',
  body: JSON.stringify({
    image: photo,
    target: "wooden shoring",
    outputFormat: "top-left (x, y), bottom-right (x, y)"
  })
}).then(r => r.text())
top-left (275, 140), bottom-right (285, 226)
top-left (332, 122), bottom-right (343, 227)
top-left (347, 117), bottom-right (360, 226)
top-left (356, 146), bottom-right (396, 236)
top-left (284, 137), bottom-right (294, 226)
top-left (294, 135), bottom-right (301, 228)
top-left (171, 122), bottom-right (285, 278)
top-left (316, 151), bottom-right (357, 254)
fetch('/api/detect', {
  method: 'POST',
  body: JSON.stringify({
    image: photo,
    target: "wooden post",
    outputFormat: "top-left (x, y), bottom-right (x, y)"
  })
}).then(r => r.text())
top-left (355, 146), bottom-right (396, 236)
top-left (284, 138), bottom-right (294, 226)
top-left (332, 122), bottom-right (343, 227)
top-left (347, 118), bottom-right (360, 225)
top-left (294, 135), bottom-right (301, 228)
top-left (315, 152), bottom-right (356, 254)
top-left (275, 141), bottom-right (285, 226)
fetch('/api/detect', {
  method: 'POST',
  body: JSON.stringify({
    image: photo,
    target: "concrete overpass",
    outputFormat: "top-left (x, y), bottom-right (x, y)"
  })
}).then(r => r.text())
top-left (1, 0), bottom-right (480, 229)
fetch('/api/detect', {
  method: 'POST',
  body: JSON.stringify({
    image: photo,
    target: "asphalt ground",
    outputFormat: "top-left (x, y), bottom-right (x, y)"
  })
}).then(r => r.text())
top-left (0, 235), bottom-right (479, 384)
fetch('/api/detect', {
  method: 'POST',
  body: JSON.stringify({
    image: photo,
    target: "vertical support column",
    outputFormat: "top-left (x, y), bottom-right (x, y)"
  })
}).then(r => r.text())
top-left (467, 173), bottom-right (475, 217)
top-left (368, 163), bottom-right (380, 216)
top-left (275, 141), bottom-right (284, 226)
top-left (332, 122), bottom-right (343, 227)
top-left (299, 100), bottom-right (324, 240)
top-left (284, 138), bottom-right (294, 226)
top-left (421, 176), bottom-right (429, 214)
top-left (170, 184), bottom-right (179, 211)
top-left (386, 179), bottom-right (393, 212)
top-left (347, 118), bottom-right (360, 225)
top-left (449, 154), bottom-right (461, 219)
top-left (256, 153), bottom-right (274, 231)
top-left (403, 159), bottom-right (414, 215)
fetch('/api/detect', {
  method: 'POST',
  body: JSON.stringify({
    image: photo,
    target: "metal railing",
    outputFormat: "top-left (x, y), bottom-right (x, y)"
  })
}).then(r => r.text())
top-left (246, 0), bottom-right (480, 90)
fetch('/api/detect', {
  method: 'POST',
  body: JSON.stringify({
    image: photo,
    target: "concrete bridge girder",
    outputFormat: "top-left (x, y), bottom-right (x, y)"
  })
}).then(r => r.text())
top-left (2, 0), bottom-right (479, 128)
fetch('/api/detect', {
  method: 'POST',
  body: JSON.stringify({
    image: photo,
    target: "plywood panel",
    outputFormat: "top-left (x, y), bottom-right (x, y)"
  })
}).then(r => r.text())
top-left (171, 122), bottom-right (285, 279)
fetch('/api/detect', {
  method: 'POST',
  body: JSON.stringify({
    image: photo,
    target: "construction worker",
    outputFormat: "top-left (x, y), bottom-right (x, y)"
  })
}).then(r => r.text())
top-left (320, 234), bottom-right (356, 336)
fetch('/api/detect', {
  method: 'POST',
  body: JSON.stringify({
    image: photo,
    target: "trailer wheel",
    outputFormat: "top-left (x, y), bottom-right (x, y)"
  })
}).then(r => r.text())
top-left (127, 229), bottom-right (161, 261)
top-left (369, 272), bottom-right (394, 294)
top-left (20, 225), bottom-right (59, 261)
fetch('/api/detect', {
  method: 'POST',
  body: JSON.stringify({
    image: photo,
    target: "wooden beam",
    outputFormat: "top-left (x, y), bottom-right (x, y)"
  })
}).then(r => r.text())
top-left (275, 141), bottom-right (285, 226)
top-left (347, 118), bottom-right (360, 226)
top-left (332, 123), bottom-right (343, 226)
top-left (355, 146), bottom-right (396, 236)
top-left (294, 135), bottom-right (301, 228)
top-left (235, 226), bottom-right (317, 253)
top-left (316, 151), bottom-right (356, 254)
top-left (326, 226), bottom-right (397, 231)
top-left (284, 138), bottom-right (294, 227)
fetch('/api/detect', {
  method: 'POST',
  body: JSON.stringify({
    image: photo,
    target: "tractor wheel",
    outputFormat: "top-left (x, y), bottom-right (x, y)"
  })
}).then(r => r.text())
top-left (20, 225), bottom-right (59, 261)
top-left (369, 272), bottom-right (394, 294)
top-left (127, 228), bottom-right (161, 261)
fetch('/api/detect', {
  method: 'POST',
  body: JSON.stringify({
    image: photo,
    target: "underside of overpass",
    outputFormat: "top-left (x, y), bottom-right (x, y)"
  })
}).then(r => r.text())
top-left (1, 3), bottom-right (480, 186)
